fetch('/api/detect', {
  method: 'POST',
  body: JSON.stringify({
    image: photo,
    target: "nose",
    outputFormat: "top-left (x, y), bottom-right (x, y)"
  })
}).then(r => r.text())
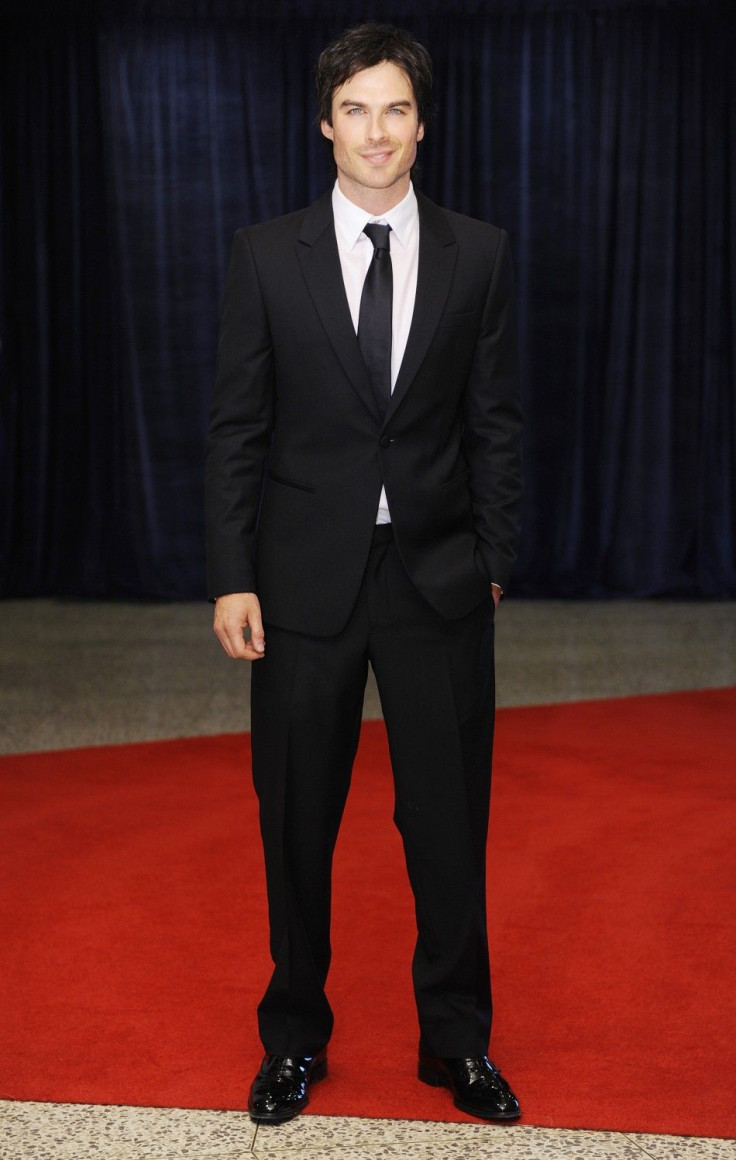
top-left (365, 115), bottom-right (388, 142)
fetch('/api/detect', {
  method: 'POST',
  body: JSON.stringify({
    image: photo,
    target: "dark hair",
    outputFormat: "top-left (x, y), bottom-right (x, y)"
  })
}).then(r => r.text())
top-left (316, 23), bottom-right (433, 127)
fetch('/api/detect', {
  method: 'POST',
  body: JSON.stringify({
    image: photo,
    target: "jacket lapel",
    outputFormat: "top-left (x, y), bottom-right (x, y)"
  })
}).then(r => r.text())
top-left (385, 191), bottom-right (458, 425)
top-left (296, 189), bottom-right (458, 427)
top-left (296, 192), bottom-right (382, 422)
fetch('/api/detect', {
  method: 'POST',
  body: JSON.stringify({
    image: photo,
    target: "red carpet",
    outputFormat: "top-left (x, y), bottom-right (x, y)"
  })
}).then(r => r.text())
top-left (1, 688), bottom-right (735, 1137)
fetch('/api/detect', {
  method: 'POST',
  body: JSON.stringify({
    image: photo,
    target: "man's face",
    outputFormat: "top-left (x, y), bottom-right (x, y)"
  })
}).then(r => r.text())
top-left (321, 60), bottom-right (425, 205)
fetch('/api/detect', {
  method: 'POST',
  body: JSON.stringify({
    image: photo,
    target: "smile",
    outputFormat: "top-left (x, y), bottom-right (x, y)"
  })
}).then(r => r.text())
top-left (361, 151), bottom-right (395, 164)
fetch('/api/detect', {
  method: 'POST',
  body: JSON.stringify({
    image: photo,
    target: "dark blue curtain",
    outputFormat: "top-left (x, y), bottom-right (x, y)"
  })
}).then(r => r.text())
top-left (1, 0), bottom-right (733, 599)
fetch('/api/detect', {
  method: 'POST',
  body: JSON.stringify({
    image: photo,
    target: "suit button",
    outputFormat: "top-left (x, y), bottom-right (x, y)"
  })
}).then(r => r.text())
top-left (379, 434), bottom-right (392, 449)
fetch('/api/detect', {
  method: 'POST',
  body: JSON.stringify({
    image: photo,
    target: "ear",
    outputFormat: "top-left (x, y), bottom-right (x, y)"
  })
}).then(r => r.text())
top-left (320, 120), bottom-right (334, 142)
top-left (416, 122), bottom-right (425, 142)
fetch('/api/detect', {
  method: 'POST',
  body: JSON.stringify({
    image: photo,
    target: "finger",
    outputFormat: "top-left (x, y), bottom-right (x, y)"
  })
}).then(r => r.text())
top-left (247, 607), bottom-right (265, 655)
top-left (214, 613), bottom-right (265, 660)
top-left (223, 632), bottom-right (265, 661)
top-left (213, 614), bottom-right (247, 658)
top-left (225, 630), bottom-right (251, 659)
top-left (241, 641), bottom-right (266, 661)
top-left (214, 627), bottom-right (242, 658)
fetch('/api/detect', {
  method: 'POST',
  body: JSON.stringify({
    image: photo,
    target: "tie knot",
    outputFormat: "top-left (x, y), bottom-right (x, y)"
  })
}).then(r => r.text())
top-left (364, 223), bottom-right (391, 252)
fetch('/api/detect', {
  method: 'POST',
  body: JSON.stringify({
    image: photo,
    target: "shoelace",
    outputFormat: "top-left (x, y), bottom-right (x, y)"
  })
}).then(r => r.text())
top-left (463, 1059), bottom-right (509, 1090)
top-left (267, 1057), bottom-right (310, 1083)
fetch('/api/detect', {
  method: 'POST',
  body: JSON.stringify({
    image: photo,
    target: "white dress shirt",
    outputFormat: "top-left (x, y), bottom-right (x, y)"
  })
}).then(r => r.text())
top-left (331, 181), bottom-right (419, 524)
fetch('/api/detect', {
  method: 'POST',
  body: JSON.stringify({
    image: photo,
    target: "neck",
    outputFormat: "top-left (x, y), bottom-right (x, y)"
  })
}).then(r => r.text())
top-left (337, 174), bottom-right (411, 216)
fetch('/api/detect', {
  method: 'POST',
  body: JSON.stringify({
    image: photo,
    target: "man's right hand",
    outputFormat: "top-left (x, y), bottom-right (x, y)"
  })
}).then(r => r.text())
top-left (213, 592), bottom-right (265, 661)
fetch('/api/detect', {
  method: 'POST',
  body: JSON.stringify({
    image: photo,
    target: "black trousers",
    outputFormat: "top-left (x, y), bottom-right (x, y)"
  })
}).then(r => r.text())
top-left (250, 526), bottom-right (496, 1058)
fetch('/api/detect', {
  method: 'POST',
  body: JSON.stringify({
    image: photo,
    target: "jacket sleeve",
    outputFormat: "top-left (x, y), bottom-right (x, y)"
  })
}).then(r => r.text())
top-left (205, 229), bottom-right (274, 600)
top-left (463, 229), bottom-right (524, 593)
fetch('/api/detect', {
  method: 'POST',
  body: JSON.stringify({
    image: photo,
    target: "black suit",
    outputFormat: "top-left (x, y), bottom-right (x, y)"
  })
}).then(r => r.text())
top-left (206, 188), bottom-right (523, 1057)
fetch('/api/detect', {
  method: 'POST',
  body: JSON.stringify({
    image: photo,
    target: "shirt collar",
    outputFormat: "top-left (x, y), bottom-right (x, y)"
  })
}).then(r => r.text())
top-left (332, 180), bottom-right (418, 251)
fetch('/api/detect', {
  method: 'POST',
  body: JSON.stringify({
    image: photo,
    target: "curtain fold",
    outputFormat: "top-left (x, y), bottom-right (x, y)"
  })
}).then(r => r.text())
top-left (1, 1), bottom-right (733, 598)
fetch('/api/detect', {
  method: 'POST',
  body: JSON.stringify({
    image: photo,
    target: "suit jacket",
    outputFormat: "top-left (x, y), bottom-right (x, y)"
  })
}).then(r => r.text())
top-left (205, 188), bottom-right (523, 637)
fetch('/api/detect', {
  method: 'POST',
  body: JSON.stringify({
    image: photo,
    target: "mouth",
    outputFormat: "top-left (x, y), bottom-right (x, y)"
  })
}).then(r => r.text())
top-left (361, 150), bottom-right (395, 165)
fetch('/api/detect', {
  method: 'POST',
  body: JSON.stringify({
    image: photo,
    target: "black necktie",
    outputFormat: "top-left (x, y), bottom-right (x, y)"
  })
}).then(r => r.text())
top-left (358, 223), bottom-right (393, 414)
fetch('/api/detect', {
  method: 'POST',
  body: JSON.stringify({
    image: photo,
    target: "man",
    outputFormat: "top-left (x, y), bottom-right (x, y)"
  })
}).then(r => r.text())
top-left (206, 23), bottom-right (523, 1125)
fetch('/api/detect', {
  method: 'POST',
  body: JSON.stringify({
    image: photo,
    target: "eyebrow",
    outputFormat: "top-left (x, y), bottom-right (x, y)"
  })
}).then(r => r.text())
top-left (338, 99), bottom-right (414, 109)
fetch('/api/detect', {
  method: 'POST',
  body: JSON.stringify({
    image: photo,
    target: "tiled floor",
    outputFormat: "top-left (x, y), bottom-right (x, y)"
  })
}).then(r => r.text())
top-left (1, 598), bottom-right (735, 1159)
top-left (2, 1103), bottom-right (735, 1160)
top-left (1, 598), bottom-right (735, 753)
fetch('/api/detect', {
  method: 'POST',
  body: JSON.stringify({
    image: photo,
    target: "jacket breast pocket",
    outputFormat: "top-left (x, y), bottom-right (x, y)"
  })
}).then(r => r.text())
top-left (437, 309), bottom-right (481, 330)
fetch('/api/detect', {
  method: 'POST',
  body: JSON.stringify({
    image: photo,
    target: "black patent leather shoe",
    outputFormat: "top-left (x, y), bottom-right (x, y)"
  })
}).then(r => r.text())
top-left (247, 1049), bottom-right (327, 1123)
top-left (418, 1046), bottom-right (521, 1121)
